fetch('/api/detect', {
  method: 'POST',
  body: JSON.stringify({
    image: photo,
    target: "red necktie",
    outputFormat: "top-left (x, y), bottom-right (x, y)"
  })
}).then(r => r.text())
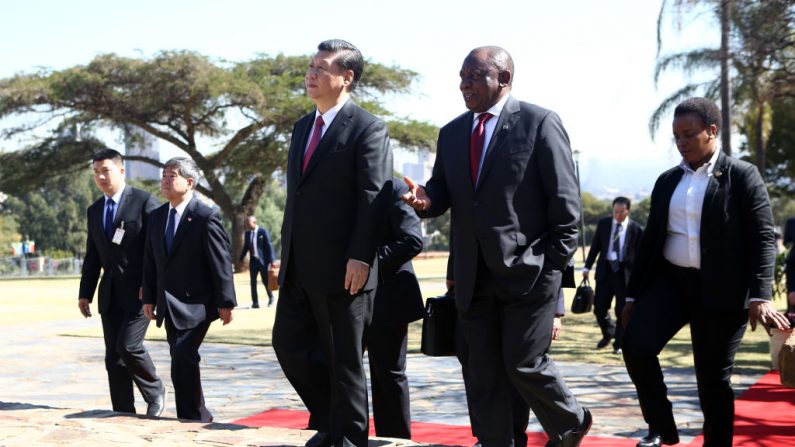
top-left (302, 115), bottom-right (325, 173)
top-left (470, 112), bottom-right (493, 184)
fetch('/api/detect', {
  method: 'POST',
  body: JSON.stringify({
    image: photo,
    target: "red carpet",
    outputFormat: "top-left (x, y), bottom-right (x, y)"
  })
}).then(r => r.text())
top-left (233, 371), bottom-right (795, 446)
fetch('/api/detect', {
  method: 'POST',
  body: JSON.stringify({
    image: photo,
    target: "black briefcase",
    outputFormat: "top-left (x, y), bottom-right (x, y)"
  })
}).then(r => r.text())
top-left (420, 291), bottom-right (457, 357)
top-left (571, 278), bottom-right (594, 314)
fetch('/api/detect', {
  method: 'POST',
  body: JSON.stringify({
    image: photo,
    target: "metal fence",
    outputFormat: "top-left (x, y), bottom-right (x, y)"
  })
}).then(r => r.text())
top-left (0, 256), bottom-right (83, 277)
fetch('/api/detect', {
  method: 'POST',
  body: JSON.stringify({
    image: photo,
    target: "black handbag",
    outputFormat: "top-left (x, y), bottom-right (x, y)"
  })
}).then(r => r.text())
top-left (571, 278), bottom-right (594, 314)
top-left (420, 291), bottom-right (457, 356)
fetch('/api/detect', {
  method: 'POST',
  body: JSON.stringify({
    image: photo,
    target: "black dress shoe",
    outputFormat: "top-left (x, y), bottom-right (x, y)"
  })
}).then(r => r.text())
top-left (305, 431), bottom-right (332, 447)
top-left (145, 387), bottom-right (167, 417)
top-left (596, 337), bottom-right (612, 349)
top-left (560, 407), bottom-right (592, 447)
top-left (636, 433), bottom-right (680, 447)
top-left (252, 302), bottom-right (260, 309)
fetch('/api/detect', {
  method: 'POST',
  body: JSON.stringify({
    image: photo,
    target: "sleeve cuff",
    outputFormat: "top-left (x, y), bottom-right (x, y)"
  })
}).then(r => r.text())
top-left (350, 259), bottom-right (370, 268)
top-left (749, 298), bottom-right (769, 303)
top-left (625, 297), bottom-right (635, 303)
top-left (582, 268), bottom-right (590, 274)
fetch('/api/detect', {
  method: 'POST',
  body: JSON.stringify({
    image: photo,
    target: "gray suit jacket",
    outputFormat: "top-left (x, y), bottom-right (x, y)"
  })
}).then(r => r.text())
top-left (422, 96), bottom-right (580, 310)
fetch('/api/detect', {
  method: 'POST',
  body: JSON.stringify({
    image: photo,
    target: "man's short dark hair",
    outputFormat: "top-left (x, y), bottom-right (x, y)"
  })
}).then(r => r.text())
top-left (613, 196), bottom-right (631, 209)
top-left (317, 39), bottom-right (364, 91)
top-left (92, 148), bottom-right (124, 164)
top-left (674, 97), bottom-right (721, 135)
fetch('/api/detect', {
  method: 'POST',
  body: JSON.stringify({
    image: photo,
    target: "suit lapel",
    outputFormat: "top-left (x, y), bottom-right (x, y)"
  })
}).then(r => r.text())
top-left (700, 152), bottom-right (728, 235)
top-left (168, 197), bottom-right (198, 260)
top-left (289, 114), bottom-right (313, 185)
top-left (113, 186), bottom-right (132, 225)
top-left (656, 168), bottom-right (685, 234)
top-left (299, 101), bottom-right (355, 184)
top-left (91, 200), bottom-right (111, 248)
top-left (475, 97), bottom-right (520, 191)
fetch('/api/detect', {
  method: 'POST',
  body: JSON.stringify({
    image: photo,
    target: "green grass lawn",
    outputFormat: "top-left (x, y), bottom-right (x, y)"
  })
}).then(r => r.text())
top-left (0, 254), bottom-right (784, 374)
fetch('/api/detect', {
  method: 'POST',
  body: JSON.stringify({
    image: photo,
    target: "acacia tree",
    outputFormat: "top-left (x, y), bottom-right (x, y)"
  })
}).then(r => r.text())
top-left (0, 51), bottom-right (437, 268)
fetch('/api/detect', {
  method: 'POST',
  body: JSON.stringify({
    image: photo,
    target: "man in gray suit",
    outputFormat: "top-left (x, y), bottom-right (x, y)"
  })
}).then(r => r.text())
top-left (403, 46), bottom-right (590, 447)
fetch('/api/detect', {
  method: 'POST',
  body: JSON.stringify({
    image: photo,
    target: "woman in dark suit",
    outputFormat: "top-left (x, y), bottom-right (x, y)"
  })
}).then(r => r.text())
top-left (621, 97), bottom-right (790, 447)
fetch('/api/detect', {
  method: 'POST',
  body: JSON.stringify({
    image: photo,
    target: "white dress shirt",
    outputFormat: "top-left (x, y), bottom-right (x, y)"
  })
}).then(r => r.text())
top-left (304, 97), bottom-right (350, 156)
top-left (104, 184), bottom-right (126, 226)
top-left (250, 226), bottom-right (259, 259)
top-left (166, 192), bottom-right (193, 237)
top-left (606, 219), bottom-right (629, 262)
top-left (472, 94), bottom-right (510, 182)
top-left (663, 149), bottom-right (720, 269)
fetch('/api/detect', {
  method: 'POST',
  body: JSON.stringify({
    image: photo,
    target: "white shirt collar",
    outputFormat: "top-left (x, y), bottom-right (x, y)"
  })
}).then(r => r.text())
top-left (105, 183), bottom-right (126, 205)
top-left (473, 94), bottom-right (510, 123)
top-left (169, 192), bottom-right (193, 215)
top-left (679, 149), bottom-right (721, 175)
top-left (314, 96), bottom-right (349, 125)
top-left (613, 218), bottom-right (630, 227)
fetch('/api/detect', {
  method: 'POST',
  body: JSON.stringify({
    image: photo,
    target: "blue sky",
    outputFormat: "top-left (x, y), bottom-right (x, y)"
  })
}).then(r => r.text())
top-left (1, 0), bottom-right (720, 197)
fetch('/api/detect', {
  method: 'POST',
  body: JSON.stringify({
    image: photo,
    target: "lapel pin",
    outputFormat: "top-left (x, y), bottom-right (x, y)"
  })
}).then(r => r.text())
top-left (714, 169), bottom-right (723, 178)
top-left (187, 217), bottom-right (192, 222)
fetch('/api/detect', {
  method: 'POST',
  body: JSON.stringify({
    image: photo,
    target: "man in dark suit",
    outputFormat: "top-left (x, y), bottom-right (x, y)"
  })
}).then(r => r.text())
top-left (367, 177), bottom-right (424, 439)
top-left (142, 157), bottom-right (237, 422)
top-left (583, 197), bottom-right (643, 353)
top-left (238, 215), bottom-right (276, 308)
top-left (403, 46), bottom-right (590, 447)
top-left (79, 148), bottom-right (165, 416)
top-left (272, 39), bottom-right (392, 447)
top-left (622, 98), bottom-right (790, 447)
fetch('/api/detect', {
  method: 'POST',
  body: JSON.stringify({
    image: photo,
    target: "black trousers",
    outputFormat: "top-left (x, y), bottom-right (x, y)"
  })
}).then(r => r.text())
top-left (366, 322), bottom-right (411, 439)
top-left (593, 267), bottom-right (626, 348)
top-left (164, 316), bottom-right (213, 421)
top-left (272, 272), bottom-right (374, 447)
top-left (249, 257), bottom-right (273, 305)
top-left (622, 262), bottom-right (747, 447)
top-left (458, 323), bottom-right (530, 447)
top-left (101, 305), bottom-right (162, 413)
top-left (458, 268), bottom-right (583, 447)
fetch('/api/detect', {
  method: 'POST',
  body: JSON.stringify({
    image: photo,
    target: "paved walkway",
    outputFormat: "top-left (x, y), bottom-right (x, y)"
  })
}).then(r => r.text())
top-left (0, 312), bottom-right (763, 446)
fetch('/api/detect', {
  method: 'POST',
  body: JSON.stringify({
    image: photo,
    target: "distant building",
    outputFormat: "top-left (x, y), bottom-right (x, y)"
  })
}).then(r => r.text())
top-left (394, 146), bottom-right (433, 183)
top-left (124, 127), bottom-right (161, 181)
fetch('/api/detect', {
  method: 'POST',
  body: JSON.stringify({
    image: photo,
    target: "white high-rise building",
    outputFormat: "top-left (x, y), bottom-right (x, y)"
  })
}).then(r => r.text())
top-left (124, 127), bottom-right (160, 181)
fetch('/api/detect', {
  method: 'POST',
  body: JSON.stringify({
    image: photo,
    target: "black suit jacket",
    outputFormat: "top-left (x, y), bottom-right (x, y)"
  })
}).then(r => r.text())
top-left (584, 217), bottom-right (644, 284)
top-left (373, 179), bottom-right (424, 327)
top-left (279, 100), bottom-right (393, 293)
top-left (786, 245), bottom-right (795, 294)
top-left (239, 226), bottom-right (275, 264)
top-left (627, 153), bottom-right (776, 310)
top-left (142, 196), bottom-right (237, 330)
top-left (79, 186), bottom-right (159, 315)
top-left (421, 96), bottom-right (580, 310)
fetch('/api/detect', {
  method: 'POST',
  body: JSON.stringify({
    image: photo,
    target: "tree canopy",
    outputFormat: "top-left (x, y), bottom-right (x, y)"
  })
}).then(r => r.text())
top-left (0, 51), bottom-right (438, 265)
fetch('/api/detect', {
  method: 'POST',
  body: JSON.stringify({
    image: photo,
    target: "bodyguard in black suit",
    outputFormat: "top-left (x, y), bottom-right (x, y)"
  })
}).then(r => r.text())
top-left (403, 46), bottom-right (590, 447)
top-left (239, 215), bottom-right (276, 307)
top-left (79, 148), bottom-right (165, 416)
top-left (583, 197), bottom-right (643, 353)
top-left (272, 40), bottom-right (392, 447)
top-left (367, 177), bottom-right (424, 439)
top-left (622, 98), bottom-right (790, 447)
top-left (142, 157), bottom-right (237, 422)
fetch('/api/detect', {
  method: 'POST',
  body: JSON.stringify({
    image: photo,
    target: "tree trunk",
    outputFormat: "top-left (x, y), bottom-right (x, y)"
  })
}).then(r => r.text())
top-left (755, 102), bottom-right (766, 179)
top-left (720, 0), bottom-right (732, 155)
top-left (231, 208), bottom-right (249, 273)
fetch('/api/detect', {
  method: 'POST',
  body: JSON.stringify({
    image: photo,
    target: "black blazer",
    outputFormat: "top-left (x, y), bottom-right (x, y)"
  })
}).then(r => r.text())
top-left (373, 179), bottom-right (424, 327)
top-left (279, 100), bottom-right (393, 293)
top-left (421, 97), bottom-right (580, 310)
top-left (79, 186), bottom-right (159, 315)
top-left (584, 217), bottom-right (644, 284)
top-left (786, 248), bottom-right (794, 294)
top-left (142, 196), bottom-right (237, 330)
top-left (239, 226), bottom-right (275, 264)
top-left (627, 153), bottom-right (776, 310)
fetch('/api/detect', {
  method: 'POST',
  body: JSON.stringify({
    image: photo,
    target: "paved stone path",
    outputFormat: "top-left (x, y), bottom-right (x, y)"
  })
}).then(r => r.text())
top-left (0, 310), bottom-right (762, 446)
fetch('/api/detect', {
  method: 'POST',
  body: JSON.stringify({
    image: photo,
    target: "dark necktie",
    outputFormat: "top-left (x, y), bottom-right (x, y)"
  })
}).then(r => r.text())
top-left (165, 208), bottom-right (177, 255)
top-left (609, 223), bottom-right (622, 272)
top-left (104, 199), bottom-right (116, 241)
top-left (302, 115), bottom-right (325, 173)
top-left (250, 231), bottom-right (258, 259)
top-left (470, 112), bottom-right (493, 184)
